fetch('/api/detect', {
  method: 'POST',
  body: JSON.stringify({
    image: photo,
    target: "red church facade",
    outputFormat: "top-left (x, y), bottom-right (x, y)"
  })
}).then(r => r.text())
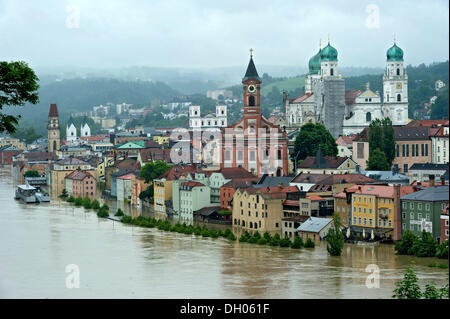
top-left (220, 53), bottom-right (289, 177)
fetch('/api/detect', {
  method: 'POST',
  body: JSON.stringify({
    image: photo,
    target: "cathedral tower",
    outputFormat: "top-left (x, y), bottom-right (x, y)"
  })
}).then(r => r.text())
top-left (383, 40), bottom-right (408, 125)
top-left (48, 103), bottom-right (60, 153)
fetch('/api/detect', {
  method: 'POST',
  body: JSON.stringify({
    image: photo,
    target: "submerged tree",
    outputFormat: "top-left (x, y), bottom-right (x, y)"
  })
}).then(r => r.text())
top-left (326, 213), bottom-right (345, 256)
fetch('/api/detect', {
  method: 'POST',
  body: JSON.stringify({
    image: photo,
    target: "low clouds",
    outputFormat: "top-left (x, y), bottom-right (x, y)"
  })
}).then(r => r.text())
top-left (0, 0), bottom-right (448, 69)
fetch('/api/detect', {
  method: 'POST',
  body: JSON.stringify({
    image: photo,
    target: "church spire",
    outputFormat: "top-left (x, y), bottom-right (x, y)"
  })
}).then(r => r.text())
top-left (243, 50), bottom-right (261, 82)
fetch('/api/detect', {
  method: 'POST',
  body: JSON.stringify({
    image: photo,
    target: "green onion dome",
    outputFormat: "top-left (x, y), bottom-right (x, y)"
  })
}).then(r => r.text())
top-left (308, 50), bottom-right (321, 74)
top-left (386, 43), bottom-right (404, 61)
top-left (320, 43), bottom-right (338, 61)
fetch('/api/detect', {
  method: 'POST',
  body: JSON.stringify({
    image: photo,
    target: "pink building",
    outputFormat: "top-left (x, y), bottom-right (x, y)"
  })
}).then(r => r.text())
top-left (65, 169), bottom-right (97, 199)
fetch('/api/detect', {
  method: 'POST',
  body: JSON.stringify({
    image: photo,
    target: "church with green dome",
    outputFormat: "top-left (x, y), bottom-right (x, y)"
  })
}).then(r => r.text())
top-left (283, 39), bottom-right (409, 138)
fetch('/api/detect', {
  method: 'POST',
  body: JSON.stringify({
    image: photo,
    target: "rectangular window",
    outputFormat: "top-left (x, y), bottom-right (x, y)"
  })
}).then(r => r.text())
top-left (410, 223), bottom-right (414, 231)
top-left (404, 164), bottom-right (408, 173)
top-left (402, 212), bottom-right (406, 219)
top-left (425, 144), bottom-right (428, 156)
top-left (396, 144), bottom-right (400, 157)
top-left (358, 217), bottom-right (361, 224)
top-left (402, 223), bottom-right (406, 230)
top-left (225, 151), bottom-right (230, 161)
top-left (426, 203), bottom-right (430, 211)
top-left (418, 213), bottom-right (422, 220)
top-left (402, 144), bottom-right (405, 157)
top-left (406, 144), bottom-right (409, 157)
top-left (418, 203), bottom-right (422, 210)
top-left (277, 150), bottom-right (282, 160)
top-left (250, 151), bottom-right (255, 161)
top-left (402, 202), bottom-right (406, 209)
top-left (363, 218), bottom-right (367, 225)
top-left (388, 220), bottom-right (392, 227)
top-left (421, 144), bottom-right (424, 156)
top-left (238, 151), bottom-right (243, 161)
top-left (410, 212), bottom-right (414, 220)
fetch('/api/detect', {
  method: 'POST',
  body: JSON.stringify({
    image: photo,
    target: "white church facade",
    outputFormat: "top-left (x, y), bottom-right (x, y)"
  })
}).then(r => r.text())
top-left (189, 105), bottom-right (227, 130)
top-left (283, 40), bottom-right (409, 137)
top-left (66, 121), bottom-right (91, 142)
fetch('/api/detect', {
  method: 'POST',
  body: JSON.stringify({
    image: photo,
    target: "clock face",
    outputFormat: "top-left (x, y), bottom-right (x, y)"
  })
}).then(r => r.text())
top-left (396, 82), bottom-right (402, 89)
top-left (248, 85), bottom-right (256, 93)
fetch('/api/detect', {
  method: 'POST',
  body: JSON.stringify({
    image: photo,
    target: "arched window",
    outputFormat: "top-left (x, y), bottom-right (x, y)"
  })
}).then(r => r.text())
top-left (387, 94), bottom-right (389, 102)
top-left (53, 140), bottom-right (57, 151)
top-left (276, 168), bottom-right (282, 176)
top-left (249, 95), bottom-right (255, 106)
top-left (366, 112), bottom-right (372, 122)
top-left (330, 68), bottom-right (334, 76)
top-left (397, 94), bottom-right (401, 102)
top-left (396, 68), bottom-right (400, 76)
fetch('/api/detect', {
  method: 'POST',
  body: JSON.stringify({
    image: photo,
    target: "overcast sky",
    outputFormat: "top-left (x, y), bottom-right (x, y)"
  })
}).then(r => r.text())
top-left (0, 0), bottom-right (448, 70)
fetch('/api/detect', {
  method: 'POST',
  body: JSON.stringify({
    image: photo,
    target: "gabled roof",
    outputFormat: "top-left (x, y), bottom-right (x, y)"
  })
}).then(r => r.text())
top-left (406, 120), bottom-right (449, 127)
top-left (315, 174), bottom-right (378, 185)
top-left (159, 165), bottom-right (202, 181)
top-left (254, 175), bottom-right (294, 187)
top-left (394, 126), bottom-right (431, 141)
top-left (307, 195), bottom-right (325, 201)
top-left (65, 169), bottom-right (93, 181)
top-left (240, 185), bottom-right (299, 199)
top-left (291, 173), bottom-right (330, 184)
top-left (222, 179), bottom-right (258, 189)
top-left (401, 186), bottom-right (449, 202)
top-left (346, 184), bottom-right (416, 199)
top-left (296, 217), bottom-right (333, 233)
top-left (299, 153), bottom-right (350, 169)
top-left (215, 167), bottom-right (256, 180)
top-left (336, 135), bottom-right (355, 146)
top-left (345, 90), bottom-right (363, 105)
top-left (55, 157), bottom-right (88, 166)
top-left (291, 93), bottom-right (314, 104)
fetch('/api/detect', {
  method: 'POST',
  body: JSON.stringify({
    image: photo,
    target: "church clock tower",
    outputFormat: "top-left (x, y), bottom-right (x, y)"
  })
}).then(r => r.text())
top-left (242, 49), bottom-right (262, 115)
top-left (48, 103), bottom-right (60, 153)
top-left (383, 40), bottom-right (408, 125)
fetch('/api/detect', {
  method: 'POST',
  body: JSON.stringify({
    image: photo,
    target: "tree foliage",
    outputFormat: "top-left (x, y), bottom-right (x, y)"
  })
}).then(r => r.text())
top-left (12, 127), bottom-right (42, 144)
top-left (23, 170), bottom-right (40, 178)
top-left (0, 61), bottom-right (40, 134)
top-left (326, 213), bottom-right (345, 256)
top-left (430, 87), bottom-right (449, 120)
top-left (394, 230), bottom-right (418, 255)
top-left (368, 118), bottom-right (395, 168)
top-left (139, 160), bottom-right (171, 183)
top-left (393, 266), bottom-right (449, 299)
top-left (293, 123), bottom-right (338, 162)
top-left (367, 148), bottom-right (391, 171)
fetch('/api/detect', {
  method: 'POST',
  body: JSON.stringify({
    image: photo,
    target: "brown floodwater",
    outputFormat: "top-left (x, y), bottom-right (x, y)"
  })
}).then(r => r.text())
top-left (0, 167), bottom-right (448, 298)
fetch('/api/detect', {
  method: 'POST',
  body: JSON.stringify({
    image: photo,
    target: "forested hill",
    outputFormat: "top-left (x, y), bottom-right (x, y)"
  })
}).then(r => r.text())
top-left (6, 78), bottom-right (181, 135)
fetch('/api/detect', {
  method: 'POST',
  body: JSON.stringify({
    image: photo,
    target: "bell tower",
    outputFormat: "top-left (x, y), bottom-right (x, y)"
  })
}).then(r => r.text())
top-left (242, 49), bottom-right (262, 115)
top-left (48, 103), bottom-right (60, 153)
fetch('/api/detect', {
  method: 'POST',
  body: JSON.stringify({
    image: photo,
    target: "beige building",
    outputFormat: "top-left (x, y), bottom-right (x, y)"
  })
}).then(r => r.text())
top-left (49, 157), bottom-right (95, 198)
top-left (232, 186), bottom-right (300, 236)
top-left (431, 125), bottom-right (449, 164)
top-left (297, 148), bottom-right (357, 175)
top-left (0, 137), bottom-right (25, 150)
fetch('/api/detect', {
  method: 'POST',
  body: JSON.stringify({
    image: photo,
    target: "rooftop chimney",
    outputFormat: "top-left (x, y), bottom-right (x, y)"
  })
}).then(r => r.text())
top-left (429, 174), bottom-right (435, 187)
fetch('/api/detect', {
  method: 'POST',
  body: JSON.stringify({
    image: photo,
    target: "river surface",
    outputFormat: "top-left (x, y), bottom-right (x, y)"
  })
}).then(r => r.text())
top-left (0, 167), bottom-right (448, 299)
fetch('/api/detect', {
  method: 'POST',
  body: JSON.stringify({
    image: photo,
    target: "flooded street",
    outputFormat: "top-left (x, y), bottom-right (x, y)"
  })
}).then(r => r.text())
top-left (0, 167), bottom-right (448, 299)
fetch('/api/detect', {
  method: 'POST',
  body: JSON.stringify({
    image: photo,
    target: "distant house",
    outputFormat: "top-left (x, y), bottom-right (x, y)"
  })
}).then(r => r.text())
top-left (297, 148), bottom-right (357, 175)
top-left (441, 204), bottom-right (449, 242)
top-left (194, 206), bottom-right (231, 223)
top-left (408, 163), bottom-right (449, 184)
top-left (295, 217), bottom-right (333, 243)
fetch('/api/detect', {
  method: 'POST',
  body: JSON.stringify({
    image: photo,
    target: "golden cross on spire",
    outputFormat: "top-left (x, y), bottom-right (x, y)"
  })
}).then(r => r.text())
top-left (394, 33), bottom-right (396, 44)
top-left (250, 48), bottom-right (254, 58)
top-left (320, 39), bottom-right (322, 49)
top-left (328, 34), bottom-right (330, 43)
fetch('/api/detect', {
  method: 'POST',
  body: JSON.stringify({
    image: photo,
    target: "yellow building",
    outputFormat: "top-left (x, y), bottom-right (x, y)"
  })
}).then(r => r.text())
top-left (154, 178), bottom-right (173, 217)
top-left (334, 192), bottom-right (351, 227)
top-left (0, 137), bottom-right (25, 150)
top-left (346, 185), bottom-right (408, 239)
top-left (49, 157), bottom-right (96, 198)
top-left (153, 135), bottom-right (170, 145)
top-left (232, 186), bottom-right (300, 236)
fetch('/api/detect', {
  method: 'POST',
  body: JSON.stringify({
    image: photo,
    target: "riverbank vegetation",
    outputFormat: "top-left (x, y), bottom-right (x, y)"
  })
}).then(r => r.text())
top-left (238, 230), bottom-right (315, 249)
top-left (326, 213), bottom-right (344, 256)
top-left (64, 194), bottom-right (110, 218)
top-left (392, 266), bottom-right (449, 299)
top-left (394, 230), bottom-right (449, 259)
top-left (121, 216), bottom-right (237, 241)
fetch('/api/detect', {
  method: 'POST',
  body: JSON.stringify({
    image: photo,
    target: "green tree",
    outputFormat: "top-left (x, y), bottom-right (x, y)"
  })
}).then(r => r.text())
top-left (291, 236), bottom-right (304, 249)
top-left (59, 189), bottom-right (68, 199)
top-left (392, 267), bottom-right (423, 299)
top-left (326, 213), bottom-right (345, 256)
top-left (436, 240), bottom-right (449, 259)
top-left (66, 195), bottom-right (75, 203)
top-left (12, 127), bottom-right (42, 144)
top-left (368, 118), bottom-right (395, 167)
top-left (304, 238), bottom-right (315, 248)
top-left (367, 148), bottom-right (391, 171)
top-left (91, 199), bottom-right (100, 210)
top-left (411, 230), bottom-right (438, 257)
top-left (115, 208), bottom-right (124, 217)
top-left (139, 184), bottom-right (154, 200)
top-left (23, 170), bottom-right (40, 178)
top-left (430, 88), bottom-right (449, 120)
top-left (139, 160), bottom-right (171, 183)
top-left (394, 230), bottom-right (418, 255)
top-left (82, 196), bottom-right (91, 209)
top-left (292, 123), bottom-right (338, 162)
top-left (74, 196), bottom-right (83, 206)
top-left (0, 61), bottom-right (40, 134)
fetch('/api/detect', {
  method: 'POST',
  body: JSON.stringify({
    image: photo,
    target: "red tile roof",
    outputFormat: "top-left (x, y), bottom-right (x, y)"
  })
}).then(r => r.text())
top-left (159, 165), bottom-right (202, 181)
top-left (345, 184), bottom-right (416, 198)
top-left (336, 135), bottom-right (355, 146)
top-left (243, 185), bottom-right (299, 199)
top-left (65, 169), bottom-right (94, 181)
top-left (216, 167), bottom-right (256, 179)
top-left (307, 195), bottom-right (325, 201)
top-left (298, 155), bottom-right (349, 169)
top-left (283, 199), bottom-right (300, 206)
top-left (291, 93), bottom-right (313, 103)
top-left (345, 90), bottom-right (362, 105)
top-left (181, 181), bottom-right (205, 188)
top-left (407, 120), bottom-right (449, 127)
top-left (48, 104), bottom-right (59, 117)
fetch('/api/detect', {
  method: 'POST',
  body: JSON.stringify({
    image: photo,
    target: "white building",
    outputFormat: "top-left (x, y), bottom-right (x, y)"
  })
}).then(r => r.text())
top-left (431, 125), bottom-right (449, 164)
top-left (116, 103), bottom-right (132, 115)
top-left (189, 105), bottom-right (227, 130)
top-left (382, 42), bottom-right (408, 126)
top-left (206, 90), bottom-right (233, 100)
top-left (81, 123), bottom-right (91, 137)
top-left (435, 80), bottom-right (446, 91)
top-left (66, 123), bottom-right (77, 142)
top-left (343, 83), bottom-right (384, 135)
